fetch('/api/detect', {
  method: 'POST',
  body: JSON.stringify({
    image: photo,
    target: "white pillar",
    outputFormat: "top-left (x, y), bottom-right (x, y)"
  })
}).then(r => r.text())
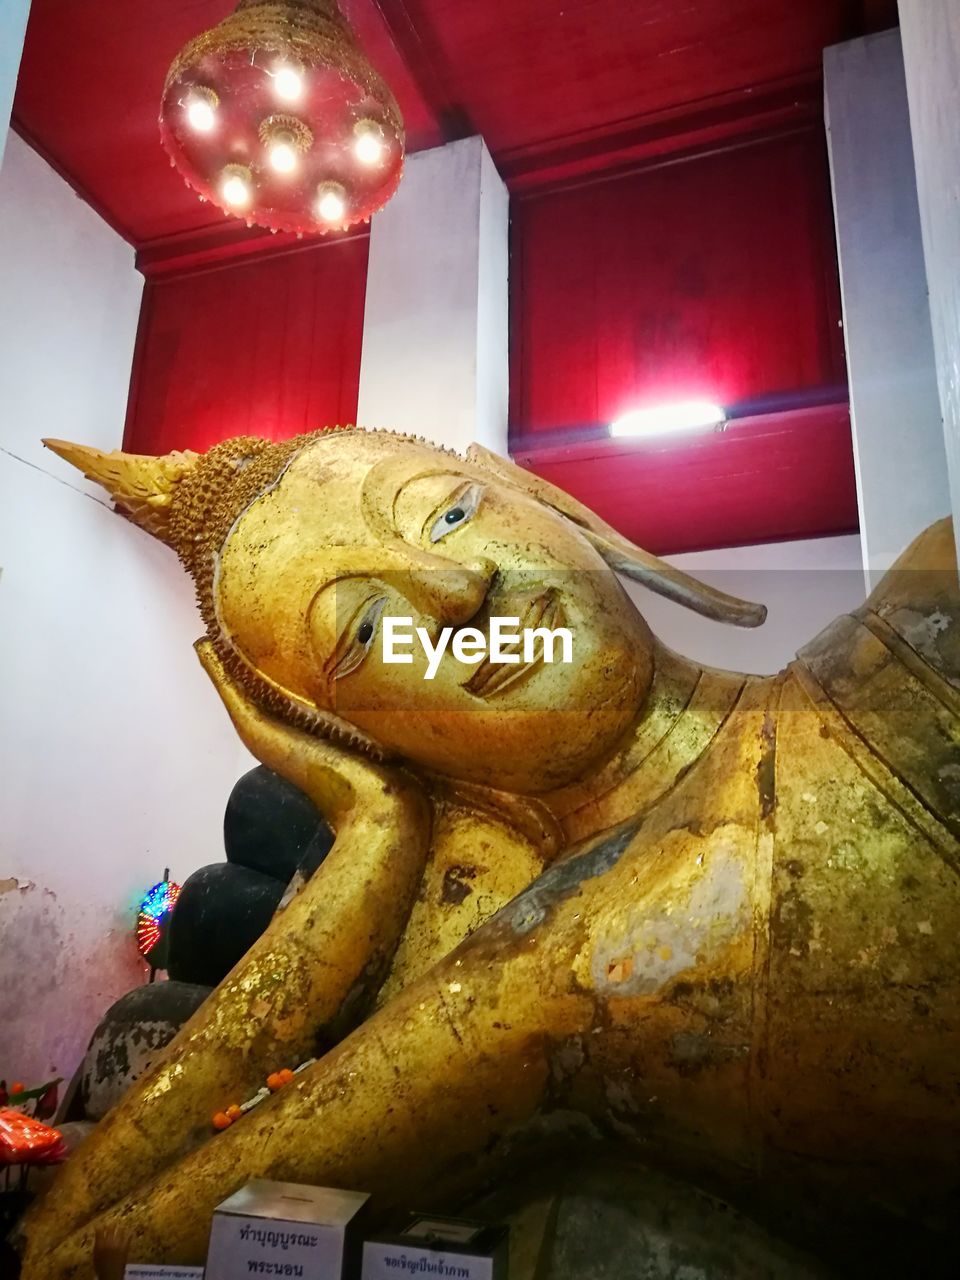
top-left (824, 30), bottom-right (950, 585)
top-left (898, 1), bottom-right (960, 568)
top-left (357, 136), bottom-right (510, 457)
top-left (0, 0), bottom-right (30, 170)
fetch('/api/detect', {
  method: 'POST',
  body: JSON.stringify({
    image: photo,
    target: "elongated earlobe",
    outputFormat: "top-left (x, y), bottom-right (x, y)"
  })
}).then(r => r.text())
top-left (579, 527), bottom-right (766, 627)
top-left (466, 443), bottom-right (767, 628)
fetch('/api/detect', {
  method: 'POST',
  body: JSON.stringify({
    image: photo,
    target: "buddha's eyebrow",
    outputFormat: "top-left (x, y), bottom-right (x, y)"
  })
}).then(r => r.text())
top-left (360, 454), bottom-right (479, 544)
top-left (307, 545), bottom-right (455, 622)
top-left (310, 569), bottom-right (380, 608)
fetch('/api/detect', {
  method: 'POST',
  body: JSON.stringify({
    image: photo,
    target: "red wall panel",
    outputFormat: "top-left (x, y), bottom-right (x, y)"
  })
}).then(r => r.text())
top-left (125, 236), bottom-right (369, 456)
top-left (511, 130), bottom-right (846, 432)
top-left (513, 404), bottom-right (857, 556)
top-left (508, 128), bottom-right (857, 552)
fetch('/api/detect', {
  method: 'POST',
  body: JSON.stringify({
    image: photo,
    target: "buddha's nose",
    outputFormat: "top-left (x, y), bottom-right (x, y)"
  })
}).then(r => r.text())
top-left (405, 556), bottom-right (497, 626)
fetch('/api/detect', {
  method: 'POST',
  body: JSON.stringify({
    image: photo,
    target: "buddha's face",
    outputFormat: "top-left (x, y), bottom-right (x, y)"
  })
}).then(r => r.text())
top-left (215, 433), bottom-right (652, 792)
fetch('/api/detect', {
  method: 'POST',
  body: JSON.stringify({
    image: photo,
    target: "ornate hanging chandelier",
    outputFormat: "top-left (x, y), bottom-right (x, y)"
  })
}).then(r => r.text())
top-left (160, 0), bottom-right (405, 236)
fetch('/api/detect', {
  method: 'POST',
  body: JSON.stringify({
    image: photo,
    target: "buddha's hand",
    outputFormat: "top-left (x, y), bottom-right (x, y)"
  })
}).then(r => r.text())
top-left (195, 638), bottom-right (380, 811)
top-left (193, 639), bottom-right (433, 1034)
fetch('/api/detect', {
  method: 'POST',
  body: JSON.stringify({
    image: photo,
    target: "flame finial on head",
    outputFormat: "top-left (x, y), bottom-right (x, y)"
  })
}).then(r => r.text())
top-left (43, 438), bottom-right (200, 546)
top-left (42, 433), bottom-right (308, 574)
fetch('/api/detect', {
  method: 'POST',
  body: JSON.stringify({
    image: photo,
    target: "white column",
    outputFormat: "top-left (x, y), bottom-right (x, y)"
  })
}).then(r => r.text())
top-left (0, 0), bottom-right (30, 170)
top-left (899, 0), bottom-right (960, 568)
top-left (357, 136), bottom-right (510, 457)
top-left (824, 30), bottom-right (950, 585)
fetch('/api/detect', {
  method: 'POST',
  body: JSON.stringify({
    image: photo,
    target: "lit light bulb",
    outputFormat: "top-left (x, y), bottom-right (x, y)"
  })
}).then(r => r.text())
top-left (609, 400), bottom-right (727, 439)
top-left (316, 182), bottom-right (347, 223)
top-left (221, 166), bottom-right (252, 209)
top-left (222, 176), bottom-right (250, 207)
top-left (260, 116), bottom-right (312, 176)
top-left (185, 88), bottom-right (218, 133)
top-left (273, 65), bottom-right (303, 102)
top-left (187, 99), bottom-right (215, 132)
top-left (270, 140), bottom-right (298, 174)
top-left (353, 120), bottom-right (385, 166)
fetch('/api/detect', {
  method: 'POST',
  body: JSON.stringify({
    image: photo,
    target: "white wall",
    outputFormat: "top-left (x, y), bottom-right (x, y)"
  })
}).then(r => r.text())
top-left (358, 137), bottom-right (510, 456)
top-left (0, 0), bottom-right (30, 170)
top-left (824, 31), bottom-right (949, 584)
top-left (899, 0), bottom-right (960, 568)
top-left (636, 534), bottom-right (866, 675)
top-left (0, 134), bottom-right (245, 1085)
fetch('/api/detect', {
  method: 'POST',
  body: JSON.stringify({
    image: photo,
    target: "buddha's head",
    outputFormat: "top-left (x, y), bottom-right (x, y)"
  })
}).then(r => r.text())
top-left (46, 429), bottom-right (764, 793)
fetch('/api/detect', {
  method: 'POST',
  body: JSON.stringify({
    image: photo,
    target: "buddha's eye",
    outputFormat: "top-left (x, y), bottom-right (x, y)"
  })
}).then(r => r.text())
top-left (429, 483), bottom-right (484, 543)
top-left (332, 596), bottom-right (386, 680)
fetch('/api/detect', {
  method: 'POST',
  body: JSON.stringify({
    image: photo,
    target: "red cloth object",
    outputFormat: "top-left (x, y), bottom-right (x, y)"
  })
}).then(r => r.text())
top-left (0, 1109), bottom-right (66, 1166)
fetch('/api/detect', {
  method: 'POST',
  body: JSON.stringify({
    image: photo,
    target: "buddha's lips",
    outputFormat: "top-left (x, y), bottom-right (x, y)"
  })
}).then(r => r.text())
top-left (463, 588), bottom-right (565, 698)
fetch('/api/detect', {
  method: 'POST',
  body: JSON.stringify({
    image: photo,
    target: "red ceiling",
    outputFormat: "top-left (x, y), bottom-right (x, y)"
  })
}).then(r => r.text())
top-left (12, 0), bottom-right (880, 252)
top-left (401, 0), bottom-right (850, 158)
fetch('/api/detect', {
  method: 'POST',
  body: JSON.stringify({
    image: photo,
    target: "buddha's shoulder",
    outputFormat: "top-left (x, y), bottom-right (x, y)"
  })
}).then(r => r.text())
top-left (869, 516), bottom-right (956, 585)
top-left (864, 517), bottom-right (959, 692)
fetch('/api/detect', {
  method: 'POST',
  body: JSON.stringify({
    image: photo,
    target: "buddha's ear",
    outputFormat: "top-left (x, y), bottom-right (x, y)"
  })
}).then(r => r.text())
top-left (466, 443), bottom-right (767, 628)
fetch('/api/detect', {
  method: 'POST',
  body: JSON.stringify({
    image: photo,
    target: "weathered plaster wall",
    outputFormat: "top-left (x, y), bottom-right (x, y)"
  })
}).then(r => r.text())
top-left (0, 134), bottom-right (247, 1085)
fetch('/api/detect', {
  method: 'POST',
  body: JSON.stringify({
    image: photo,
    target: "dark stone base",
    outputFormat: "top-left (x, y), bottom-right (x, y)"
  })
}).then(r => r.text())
top-left (471, 1156), bottom-right (826, 1280)
top-left (224, 766), bottom-right (333, 883)
top-left (168, 862), bottom-right (285, 987)
top-left (82, 981), bottom-right (211, 1120)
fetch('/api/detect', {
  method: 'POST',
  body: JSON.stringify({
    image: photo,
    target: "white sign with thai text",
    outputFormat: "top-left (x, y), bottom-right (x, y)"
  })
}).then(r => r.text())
top-left (205, 1214), bottom-right (345, 1279)
top-left (124, 1269), bottom-right (204, 1279)
top-left (361, 1241), bottom-right (494, 1280)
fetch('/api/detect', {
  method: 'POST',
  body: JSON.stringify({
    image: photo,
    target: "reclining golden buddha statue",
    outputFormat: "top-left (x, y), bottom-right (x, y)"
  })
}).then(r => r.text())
top-left (21, 426), bottom-right (960, 1278)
